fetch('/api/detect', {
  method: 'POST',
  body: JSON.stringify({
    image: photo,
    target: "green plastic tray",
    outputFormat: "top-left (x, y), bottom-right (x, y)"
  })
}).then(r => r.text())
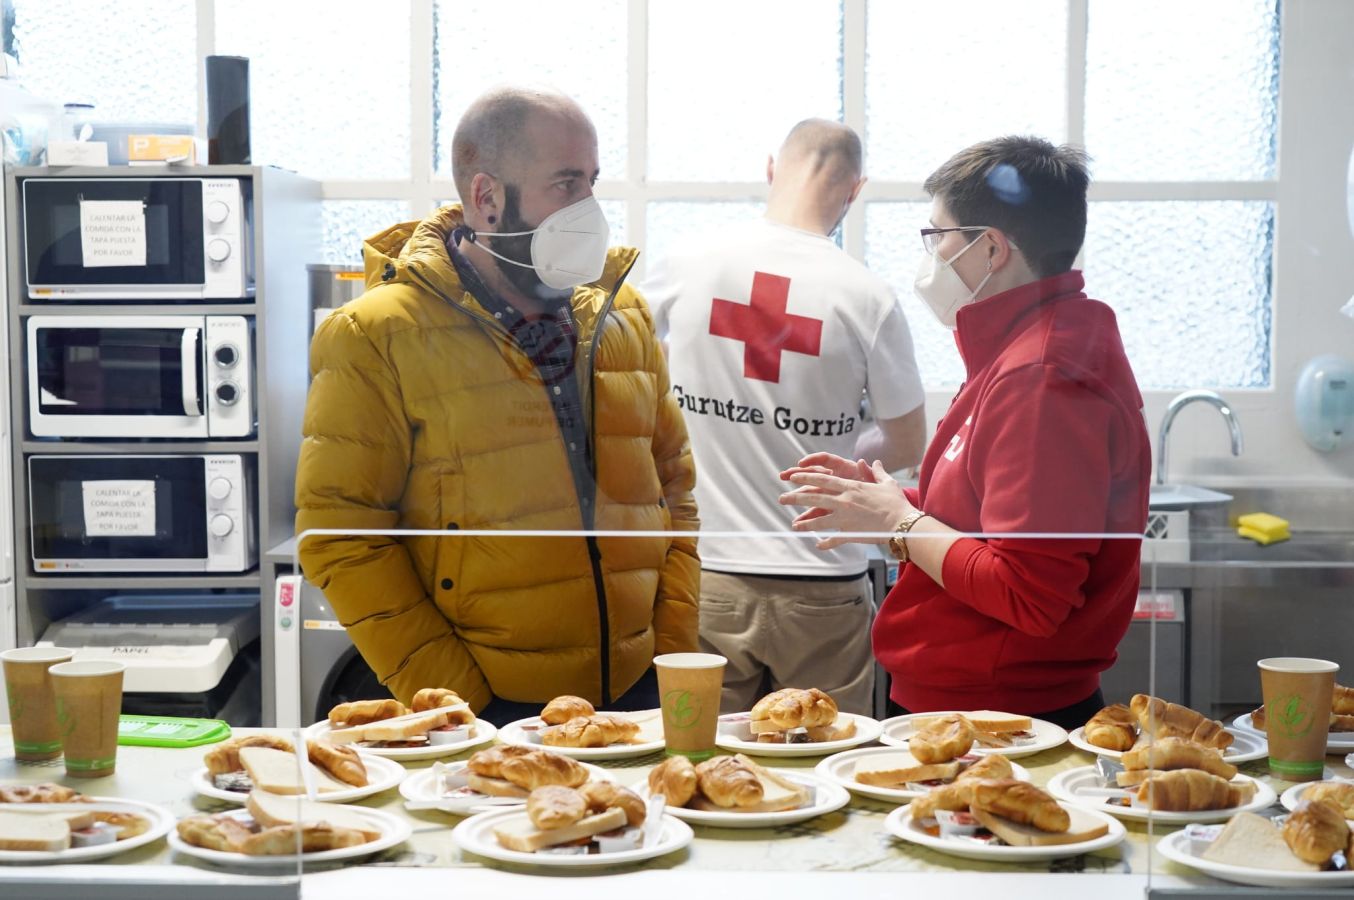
top-left (117, 714), bottom-right (232, 748)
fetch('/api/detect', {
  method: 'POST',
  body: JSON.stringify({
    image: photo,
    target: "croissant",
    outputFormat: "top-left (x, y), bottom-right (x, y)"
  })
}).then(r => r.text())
top-left (955, 754), bottom-right (1014, 783)
top-left (327, 698), bottom-right (406, 728)
top-left (1121, 736), bottom-right (1237, 780)
top-left (498, 749), bottom-right (589, 790)
top-left (409, 688), bottom-right (475, 724)
top-left (647, 755), bottom-right (698, 807)
top-left (242, 822), bottom-right (368, 855)
top-left (307, 739), bottom-right (368, 787)
top-left (204, 734), bottom-right (296, 775)
top-left (694, 756), bottom-right (763, 808)
top-left (910, 781), bottom-right (976, 820)
top-left (578, 781), bottom-right (646, 826)
top-left (539, 713), bottom-right (640, 748)
top-left (176, 815), bottom-right (252, 853)
top-left (466, 744), bottom-right (535, 779)
top-left (527, 785), bottom-right (588, 830)
top-left (1136, 769), bottom-right (1255, 812)
top-left (1334, 683), bottom-right (1354, 716)
top-left (750, 688), bottom-right (839, 730)
top-left (0, 782), bottom-right (83, 803)
top-left (970, 779), bottom-right (1070, 833)
top-left (1283, 799), bottom-right (1350, 866)
top-left (909, 714), bottom-right (976, 764)
top-left (1130, 694), bottom-right (1233, 750)
top-left (1304, 781), bottom-right (1354, 819)
top-left (1332, 714), bottom-right (1354, 733)
top-left (541, 695), bottom-right (596, 725)
top-left (1084, 704), bottom-right (1137, 752)
top-left (1250, 704), bottom-right (1267, 730)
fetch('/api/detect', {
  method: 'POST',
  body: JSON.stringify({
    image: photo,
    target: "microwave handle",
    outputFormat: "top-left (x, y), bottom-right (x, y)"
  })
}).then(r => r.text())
top-left (181, 327), bottom-right (203, 417)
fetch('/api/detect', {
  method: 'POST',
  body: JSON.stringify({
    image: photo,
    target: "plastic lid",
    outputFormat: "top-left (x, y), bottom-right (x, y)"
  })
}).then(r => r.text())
top-left (117, 714), bottom-right (233, 748)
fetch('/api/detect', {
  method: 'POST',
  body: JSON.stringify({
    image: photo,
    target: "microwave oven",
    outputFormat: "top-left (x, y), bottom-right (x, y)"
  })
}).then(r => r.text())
top-left (28, 454), bottom-right (256, 573)
top-left (27, 315), bottom-right (254, 439)
top-left (22, 177), bottom-right (253, 300)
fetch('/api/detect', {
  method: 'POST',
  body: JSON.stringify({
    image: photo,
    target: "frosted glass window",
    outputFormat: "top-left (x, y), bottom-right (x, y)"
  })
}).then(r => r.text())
top-left (1085, 0), bottom-right (1279, 181)
top-left (648, 0), bottom-right (842, 182)
top-left (432, 0), bottom-right (627, 180)
top-left (321, 201), bottom-right (412, 266)
top-left (1083, 201), bottom-right (1273, 389)
top-left (645, 201), bottom-right (765, 267)
top-left (216, 1), bottom-right (410, 180)
top-left (9, 0), bottom-right (196, 125)
top-left (865, 0), bottom-right (1066, 183)
top-left (864, 202), bottom-right (964, 387)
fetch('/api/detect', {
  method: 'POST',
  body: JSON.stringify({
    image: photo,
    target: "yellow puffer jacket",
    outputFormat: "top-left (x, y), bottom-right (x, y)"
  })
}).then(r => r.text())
top-left (295, 205), bottom-right (700, 712)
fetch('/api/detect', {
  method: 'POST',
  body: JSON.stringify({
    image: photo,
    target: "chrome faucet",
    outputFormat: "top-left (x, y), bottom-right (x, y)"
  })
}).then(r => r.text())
top-left (1156, 390), bottom-right (1244, 485)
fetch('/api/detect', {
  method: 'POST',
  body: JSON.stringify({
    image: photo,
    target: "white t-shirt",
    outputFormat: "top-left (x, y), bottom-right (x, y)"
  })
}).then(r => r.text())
top-left (644, 219), bottom-right (925, 576)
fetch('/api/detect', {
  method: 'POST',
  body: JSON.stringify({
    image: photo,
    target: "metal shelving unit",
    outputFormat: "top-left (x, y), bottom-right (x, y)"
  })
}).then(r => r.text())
top-left (5, 164), bottom-right (318, 725)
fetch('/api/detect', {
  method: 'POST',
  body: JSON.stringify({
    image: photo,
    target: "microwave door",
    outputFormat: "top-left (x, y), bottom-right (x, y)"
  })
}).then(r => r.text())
top-left (181, 327), bottom-right (202, 417)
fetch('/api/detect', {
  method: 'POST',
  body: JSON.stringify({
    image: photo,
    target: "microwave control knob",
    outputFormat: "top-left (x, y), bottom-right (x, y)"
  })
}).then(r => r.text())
top-left (206, 200), bottom-right (231, 225)
top-left (207, 238), bottom-right (231, 263)
top-left (213, 343), bottom-right (239, 368)
top-left (210, 514), bottom-right (235, 539)
top-left (208, 477), bottom-right (233, 501)
top-left (214, 381), bottom-right (240, 406)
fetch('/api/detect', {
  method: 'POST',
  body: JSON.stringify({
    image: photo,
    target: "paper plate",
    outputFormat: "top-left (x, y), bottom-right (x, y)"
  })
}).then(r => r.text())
top-left (190, 752), bottom-right (406, 805)
top-left (883, 801), bottom-right (1125, 862)
top-left (1156, 827), bottom-right (1354, 889)
top-left (497, 709), bottom-right (665, 760)
top-left (0, 798), bottom-right (174, 864)
top-left (814, 746), bottom-right (1031, 804)
top-left (714, 712), bottom-right (882, 758)
top-left (1047, 765), bottom-right (1275, 823)
top-left (399, 759), bottom-right (612, 815)
top-left (633, 768), bottom-right (849, 828)
top-left (1279, 778), bottom-right (1354, 819)
top-left (451, 807), bottom-right (692, 868)
top-left (879, 712), bottom-right (1067, 759)
top-left (1233, 713), bottom-right (1354, 753)
top-left (167, 805), bottom-right (410, 868)
top-left (1067, 725), bottom-right (1266, 763)
top-left (304, 718), bottom-right (496, 761)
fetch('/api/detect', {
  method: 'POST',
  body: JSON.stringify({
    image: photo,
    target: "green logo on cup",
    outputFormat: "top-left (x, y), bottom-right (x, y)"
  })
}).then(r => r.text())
top-left (55, 696), bottom-right (76, 738)
top-left (663, 689), bottom-right (701, 730)
top-left (5, 684), bottom-right (21, 721)
top-left (1268, 693), bottom-right (1314, 739)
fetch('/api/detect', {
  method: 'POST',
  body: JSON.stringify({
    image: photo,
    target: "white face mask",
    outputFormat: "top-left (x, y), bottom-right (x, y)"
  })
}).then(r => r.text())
top-left (913, 233), bottom-right (994, 330)
top-left (472, 195), bottom-right (611, 290)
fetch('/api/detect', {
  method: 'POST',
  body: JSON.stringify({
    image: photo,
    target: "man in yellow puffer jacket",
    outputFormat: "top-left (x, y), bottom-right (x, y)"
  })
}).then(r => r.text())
top-left (295, 87), bottom-right (700, 721)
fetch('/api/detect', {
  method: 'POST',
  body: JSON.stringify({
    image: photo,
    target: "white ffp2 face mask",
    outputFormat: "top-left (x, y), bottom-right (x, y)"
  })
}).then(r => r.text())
top-left (913, 234), bottom-right (993, 330)
top-left (472, 195), bottom-right (611, 290)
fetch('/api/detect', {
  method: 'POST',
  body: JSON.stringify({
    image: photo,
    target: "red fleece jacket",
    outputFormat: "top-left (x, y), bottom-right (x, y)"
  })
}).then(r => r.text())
top-left (873, 271), bottom-right (1151, 714)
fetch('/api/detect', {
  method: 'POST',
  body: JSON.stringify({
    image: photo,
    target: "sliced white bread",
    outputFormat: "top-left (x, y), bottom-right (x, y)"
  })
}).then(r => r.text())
top-left (0, 811), bottom-right (70, 852)
top-left (327, 707), bottom-right (452, 745)
top-left (853, 751), bottom-right (961, 787)
top-left (970, 804), bottom-right (1108, 846)
top-left (965, 711), bottom-right (1034, 733)
top-left (466, 773), bottom-right (529, 799)
top-left (1201, 812), bottom-right (1319, 872)
top-left (245, 790), bottom-right (381, 840)
top-left (239, 746), bottom-right (349, 795)
top-left (493, 806), bottom-right (627, 852)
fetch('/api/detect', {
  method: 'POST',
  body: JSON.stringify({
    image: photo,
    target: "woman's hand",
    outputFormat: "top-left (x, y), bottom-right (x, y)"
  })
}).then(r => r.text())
top-left (778, 460), bottom-right (915, 550)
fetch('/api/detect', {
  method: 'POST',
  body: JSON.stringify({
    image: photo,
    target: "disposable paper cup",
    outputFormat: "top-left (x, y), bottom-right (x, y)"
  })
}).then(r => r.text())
top-left (654, 653), bottom-right (726, 761)
top-left (48, 660), bottom-right (126, 778)
top-left (1257, 657), bottom-right (1338, 781)
top-left (1, 647), bottom-right (75, 761)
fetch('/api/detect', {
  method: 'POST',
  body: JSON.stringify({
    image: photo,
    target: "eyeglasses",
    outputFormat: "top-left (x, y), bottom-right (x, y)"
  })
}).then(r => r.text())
top-left (920, 226), bottom-right (992, 254)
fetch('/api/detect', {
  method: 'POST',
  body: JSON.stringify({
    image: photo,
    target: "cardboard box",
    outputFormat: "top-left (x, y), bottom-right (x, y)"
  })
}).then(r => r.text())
top-left (127, 135), bottom-right (198, 164)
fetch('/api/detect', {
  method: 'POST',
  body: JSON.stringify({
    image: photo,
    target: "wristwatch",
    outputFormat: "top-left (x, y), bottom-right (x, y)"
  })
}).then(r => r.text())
top-left (887, 510), bottom-right (928, 563)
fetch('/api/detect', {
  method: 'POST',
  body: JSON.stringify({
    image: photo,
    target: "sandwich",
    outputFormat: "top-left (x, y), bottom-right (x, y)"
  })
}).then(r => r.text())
top-left (176, 792), bottom-right (375, 857)
top-left (492, 783), bottom-right (646, 853)
top-left (203, 735), bottom-right (369, 793)
top-left (911, 710), bottom-right (1036, 749)
top-left (1131, 694), bottom-right (1233, 751)
top-left (853, 751), bottom-right (963, 787)
top-left (0, 805), bottom-right (144, 851)
top-left (748, 688), bottom-right (855, 743)
top-left (237, 746), bottom-right (353, 795)
top-left (1202, 812), bottom-right (1319, 872)
top-left (245, 790), bottom-right (382, 841)
top-left (687, 754), bottom-right (811, 813)
top-left (464, 745), bottom-right (589, 798)
top-left (967, 780), bottom-right (1109, 847)
top-left (327, 707), bottom-right (456, 747)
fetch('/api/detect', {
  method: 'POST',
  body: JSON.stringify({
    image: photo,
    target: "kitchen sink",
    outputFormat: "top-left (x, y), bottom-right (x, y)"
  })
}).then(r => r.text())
top-left (1148, 484), bottom-right (1233, 511)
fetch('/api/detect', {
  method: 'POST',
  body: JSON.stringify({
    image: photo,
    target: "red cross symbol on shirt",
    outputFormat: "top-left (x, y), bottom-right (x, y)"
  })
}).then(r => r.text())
top-left (709, 272), bottom-right (823, 383)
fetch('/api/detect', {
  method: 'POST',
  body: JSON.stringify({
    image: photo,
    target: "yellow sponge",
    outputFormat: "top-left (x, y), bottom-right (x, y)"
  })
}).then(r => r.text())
top-left (1236, 512), bottom-right (1290, 545)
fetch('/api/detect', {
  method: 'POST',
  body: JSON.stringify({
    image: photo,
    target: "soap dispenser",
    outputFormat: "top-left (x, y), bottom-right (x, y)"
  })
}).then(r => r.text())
top-left (1295, 354), bottom-right (1354, 452)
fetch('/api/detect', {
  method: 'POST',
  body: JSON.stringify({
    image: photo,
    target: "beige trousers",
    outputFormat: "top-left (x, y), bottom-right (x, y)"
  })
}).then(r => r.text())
top-left (697, 570), bottom-right (875, 716)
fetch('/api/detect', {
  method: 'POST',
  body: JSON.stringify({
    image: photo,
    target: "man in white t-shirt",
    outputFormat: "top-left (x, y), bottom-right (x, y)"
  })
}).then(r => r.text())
top-left (643, 120), bottom-right (927, 715)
